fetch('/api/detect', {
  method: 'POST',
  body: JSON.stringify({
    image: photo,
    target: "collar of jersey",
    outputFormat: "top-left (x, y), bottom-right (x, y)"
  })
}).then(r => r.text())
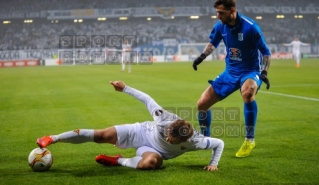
top-left (227, 12), bottom-right (241, 31)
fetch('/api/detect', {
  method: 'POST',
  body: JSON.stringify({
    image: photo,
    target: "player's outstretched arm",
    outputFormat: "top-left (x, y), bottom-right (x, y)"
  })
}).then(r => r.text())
top-left (110, 80), bottom-right (162, 117)
top-left (203, 137), bottom-right (224, 171)
top-left (282, 42), bottom-right (293, 46)
top-left (300, 42), bottom-right (310, 46)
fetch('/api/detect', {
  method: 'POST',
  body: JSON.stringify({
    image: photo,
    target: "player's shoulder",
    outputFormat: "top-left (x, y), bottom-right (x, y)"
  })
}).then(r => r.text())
top-left (239, 13), bottom-right (255, 24)
top-left (239, 13), bottom-right (259, 29)
top-left (189, 129), bottom-right (204, 141)
top-left (160, 110), bottom-right (181, 121)
top-left (213, 20), bottom-right (224, 29)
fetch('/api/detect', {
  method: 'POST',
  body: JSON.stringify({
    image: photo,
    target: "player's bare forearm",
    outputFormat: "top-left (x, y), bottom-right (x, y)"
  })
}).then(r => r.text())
top-left (261, 55), bottom-right (270, 71)
top-left (203, 43), bottom-right (216, 56)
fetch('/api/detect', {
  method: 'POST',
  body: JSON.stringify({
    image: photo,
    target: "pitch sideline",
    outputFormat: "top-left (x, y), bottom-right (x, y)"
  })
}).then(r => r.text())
top-left (259, 91), bottom-right (319, 102)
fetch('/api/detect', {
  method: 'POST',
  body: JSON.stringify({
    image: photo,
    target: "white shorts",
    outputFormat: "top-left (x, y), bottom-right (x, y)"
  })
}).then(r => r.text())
top-left (114, 123), bottom-right (162, 157)
top-left (293, 51), bottom-right (300, 59)
top-left (122, 52), bottom-right (131, 62)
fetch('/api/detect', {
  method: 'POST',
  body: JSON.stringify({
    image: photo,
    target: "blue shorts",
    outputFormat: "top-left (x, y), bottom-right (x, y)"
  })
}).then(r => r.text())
top-left (208, 70), bottom-right (262, 100)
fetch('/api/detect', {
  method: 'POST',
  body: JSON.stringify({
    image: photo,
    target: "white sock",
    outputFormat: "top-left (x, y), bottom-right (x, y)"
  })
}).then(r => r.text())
top-left (52, 129), bottom-right (94, 144)
top-left (118, 156), bottom-right (142, 169)
top-left (128, 63), bottom-right (131, 72)
top-left (246, 138), bottom-right (254, 143)
top-left (122, 63), bottom-right (125, 70)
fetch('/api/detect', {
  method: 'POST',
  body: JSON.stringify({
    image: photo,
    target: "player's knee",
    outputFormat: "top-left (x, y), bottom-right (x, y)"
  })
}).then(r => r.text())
top-left (93, 130), bottom-right (104, 142)
top-left (196, 99), bottom-right (203, 109)
top-left (94, 128), bottom-right (116, 144)
top-left (139, 157), bottom-right (163, 170)
top-left (197, 98), bottom-right (209, 111)
top-left (242, 86), bottom-right (255, 100)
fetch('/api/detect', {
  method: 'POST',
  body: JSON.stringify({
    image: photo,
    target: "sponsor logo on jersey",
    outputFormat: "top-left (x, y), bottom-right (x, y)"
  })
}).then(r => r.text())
top-left (229, 48), bottom-right (242, 61)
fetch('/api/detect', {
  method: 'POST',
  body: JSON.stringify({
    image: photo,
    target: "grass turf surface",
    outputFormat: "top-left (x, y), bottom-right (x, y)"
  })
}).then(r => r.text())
top-left (0, 59), bottom-right (319, 184)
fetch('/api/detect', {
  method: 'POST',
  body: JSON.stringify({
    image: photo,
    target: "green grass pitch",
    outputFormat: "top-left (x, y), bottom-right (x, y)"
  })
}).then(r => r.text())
top-left (0, 59), bottom-right (319, 184)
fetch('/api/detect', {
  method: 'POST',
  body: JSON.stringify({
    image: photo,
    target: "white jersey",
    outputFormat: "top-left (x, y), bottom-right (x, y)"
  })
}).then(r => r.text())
top-left (284, 41), bottom-right (308, 53)
top-left (122, 43), bottom-right (132, 52)
top-left (122, 43), bottom-right (132, 61)
top-left (122, 86), bottom-right (224, 166)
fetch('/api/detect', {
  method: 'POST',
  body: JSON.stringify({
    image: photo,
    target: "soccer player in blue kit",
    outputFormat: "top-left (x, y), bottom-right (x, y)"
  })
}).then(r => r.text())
top-left (192, 0), bottom-right (271, 157)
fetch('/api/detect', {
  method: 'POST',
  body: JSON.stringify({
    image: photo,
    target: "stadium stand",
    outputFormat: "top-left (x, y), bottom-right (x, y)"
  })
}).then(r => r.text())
top-left (0, 0), bottom-right (318, 51)
top-left (0, 0), bottom-right (317, 12)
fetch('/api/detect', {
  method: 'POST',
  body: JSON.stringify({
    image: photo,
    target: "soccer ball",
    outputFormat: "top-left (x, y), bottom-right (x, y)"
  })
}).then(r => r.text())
top-left (28, 148), bottom-right (53, 172)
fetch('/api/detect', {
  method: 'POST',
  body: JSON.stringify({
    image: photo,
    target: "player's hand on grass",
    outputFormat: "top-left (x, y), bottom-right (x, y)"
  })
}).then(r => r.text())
top-left (260, 70), bottom-right (270, 90)
top-left (110, 81), bottom-right (126, 92)
top-left (203, 165), bottom-right (218, 171)
top-left (192, 53), bottom-right (206, 71)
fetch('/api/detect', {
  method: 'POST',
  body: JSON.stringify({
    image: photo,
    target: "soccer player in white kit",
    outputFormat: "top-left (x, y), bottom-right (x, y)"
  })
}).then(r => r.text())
top-left (37, 81), bottom-right (224, 171)
top-left (283, 37), bottom-right (310, 68)
top-left (122, 39), bottom-right (132, 72)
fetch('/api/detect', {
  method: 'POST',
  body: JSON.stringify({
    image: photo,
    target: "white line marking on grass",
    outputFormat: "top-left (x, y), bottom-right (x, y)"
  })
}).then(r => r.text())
top-left (271, 84), bottom-right (319, 87)
top-left (259, 91), bottom-right (319, 102)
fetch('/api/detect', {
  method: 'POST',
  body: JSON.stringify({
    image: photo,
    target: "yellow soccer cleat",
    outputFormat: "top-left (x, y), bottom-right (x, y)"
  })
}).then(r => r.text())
top-left (235, 139), bottom-right (256, 157)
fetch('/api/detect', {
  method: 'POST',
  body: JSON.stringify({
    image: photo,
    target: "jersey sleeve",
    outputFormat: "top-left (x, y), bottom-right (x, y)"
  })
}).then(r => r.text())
top-left (209, 23), bottom-right (223, 48)
top-left (156, 110), bottom-right (181, 125)
top-left (191, 132), bottom-right (224, 166)
top-left (123, 86), bottom-right (162, 117)
top-left (283, 41), bottom-right (293, 46)
top-left (206, 137), bottom-right (224, 166)
top-left (207, 138), bottom-right (224, 166)
top-left (299, 41), bottom-right (309, 46)
top-left (251, 25), bottom-right (270, 56)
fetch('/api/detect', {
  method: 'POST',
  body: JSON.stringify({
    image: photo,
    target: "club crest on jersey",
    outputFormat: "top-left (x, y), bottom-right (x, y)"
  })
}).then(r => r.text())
top-left (238, 33), bottom-right (243, 41)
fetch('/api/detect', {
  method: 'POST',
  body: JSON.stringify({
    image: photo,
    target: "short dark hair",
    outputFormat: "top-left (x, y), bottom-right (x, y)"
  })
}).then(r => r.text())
top-left (167, 120), bottom-right (193, 142)
top-left (214, 0), bottom-right (236, 10)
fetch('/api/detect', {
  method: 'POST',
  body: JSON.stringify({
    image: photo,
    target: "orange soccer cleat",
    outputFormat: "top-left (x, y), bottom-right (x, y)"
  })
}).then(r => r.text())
top-left (95, 154), bottom-right (122, 166)
top-left (37, 136), bottom-right (54, 148)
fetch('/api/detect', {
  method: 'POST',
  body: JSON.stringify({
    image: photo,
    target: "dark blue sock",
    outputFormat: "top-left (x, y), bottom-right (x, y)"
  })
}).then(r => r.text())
top-left (244, 100), bottom-right (258, 139)
top-left (198, 109), bottom-right (212, 136)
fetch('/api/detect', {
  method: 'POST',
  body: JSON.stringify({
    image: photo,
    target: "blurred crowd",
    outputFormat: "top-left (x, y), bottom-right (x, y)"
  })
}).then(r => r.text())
top-left (0, 0), bottom-right (211, 12)
top-left (0, 18), bottom-right (215, 50)
top-left (0, 0), bottom-right (316, 12)
top-left (0, 0), bottom-right (318, 51)
top-left (1, 16), bottom-right (318, 51)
